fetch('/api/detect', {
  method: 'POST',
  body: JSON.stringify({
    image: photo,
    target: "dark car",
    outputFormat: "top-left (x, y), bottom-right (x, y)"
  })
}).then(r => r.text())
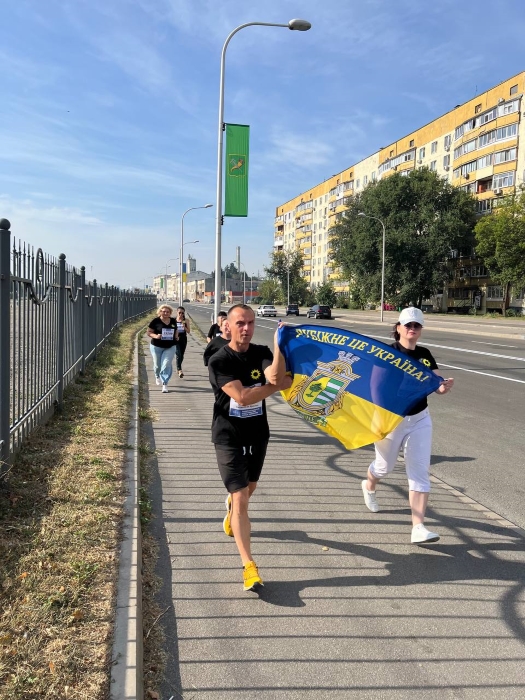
top-left (307, 304), bottom-right (331, 319)
top-left (285, 303), bottom-right (300, 316)
top-left (182, 299), bottom-right (190, 303)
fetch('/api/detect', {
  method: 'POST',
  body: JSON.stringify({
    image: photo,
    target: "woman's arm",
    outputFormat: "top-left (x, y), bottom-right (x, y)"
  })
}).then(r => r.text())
top-left (433, 370), bottom-right (454, 394)
top-left (185, 319), bottom-right (191, 334)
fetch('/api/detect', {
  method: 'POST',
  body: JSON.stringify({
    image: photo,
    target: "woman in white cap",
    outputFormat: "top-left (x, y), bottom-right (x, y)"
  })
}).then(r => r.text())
top-left (361, 307), bottom-right (454, 543)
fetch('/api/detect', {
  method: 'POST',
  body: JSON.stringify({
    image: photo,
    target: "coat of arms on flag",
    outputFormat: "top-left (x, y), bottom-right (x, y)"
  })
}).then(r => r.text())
top-left (288, 351), bottom-right (360, 418)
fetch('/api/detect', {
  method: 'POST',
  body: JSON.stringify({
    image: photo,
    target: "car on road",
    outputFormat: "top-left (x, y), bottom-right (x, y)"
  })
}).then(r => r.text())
top-left (285, 303), bottom-right (300, 316)
top-left (306, 304), bottom-right (332, 319)
top-left (256, 304), bottom-right (277, 317)
top-left (182, 299), bottom-right (190, 303)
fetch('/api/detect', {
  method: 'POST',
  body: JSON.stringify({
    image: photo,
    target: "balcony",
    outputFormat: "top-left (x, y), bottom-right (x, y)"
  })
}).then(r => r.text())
top-left (273, 236), bottom-right (284, 247)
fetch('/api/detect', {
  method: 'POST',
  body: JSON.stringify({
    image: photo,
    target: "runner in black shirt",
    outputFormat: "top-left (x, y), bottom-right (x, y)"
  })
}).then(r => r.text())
top-left (361, 307), bottom-right (454, 544)
top-left (208, 304), bottom-right (291, 591)
top-left (207, 311), bottom-right (227, 342)
top-left (147, 304), bottom-right (179, 393)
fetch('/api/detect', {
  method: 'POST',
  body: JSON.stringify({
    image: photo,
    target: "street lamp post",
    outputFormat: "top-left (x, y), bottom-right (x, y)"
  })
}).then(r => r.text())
top-left (358, 212), bottom-right (386, 322)
top-left (213, 18), bottom-right (312, 320)
top-left (180, 205), bottom-right (212, 303)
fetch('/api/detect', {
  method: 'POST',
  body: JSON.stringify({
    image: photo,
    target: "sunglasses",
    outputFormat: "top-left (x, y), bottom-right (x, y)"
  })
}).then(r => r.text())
top-left (404, 322), bottom-right (422, 330)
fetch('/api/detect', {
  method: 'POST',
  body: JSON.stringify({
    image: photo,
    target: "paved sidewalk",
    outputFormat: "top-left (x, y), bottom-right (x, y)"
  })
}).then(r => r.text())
top-left (143, 329), bottom-right (525, 700)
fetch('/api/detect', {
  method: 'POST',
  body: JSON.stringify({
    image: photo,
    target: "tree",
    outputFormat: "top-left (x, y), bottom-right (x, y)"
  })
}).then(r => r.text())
top-left (316, 281), bottom-right (337, 307)
top-left (257, 279), bottom-right (281, 304)
top-left (330, 168), bottom-right (477, 308)
top-left (264, 250), bottom-right (311, 304)
top-left (474, 186), bottom-right (525, 315)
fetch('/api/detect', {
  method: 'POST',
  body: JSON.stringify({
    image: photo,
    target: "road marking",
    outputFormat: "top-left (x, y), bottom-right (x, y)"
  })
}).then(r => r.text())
top-left (371, 335), bottom-right (525, 363)
top-left (471, 341), bottom-right (518, 348)
top-left (436, 363), bottom-right (525, 384)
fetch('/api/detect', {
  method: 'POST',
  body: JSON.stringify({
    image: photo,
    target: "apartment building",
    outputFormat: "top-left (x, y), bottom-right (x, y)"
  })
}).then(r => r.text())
top-left (274, 71), bottom-right (525, 313)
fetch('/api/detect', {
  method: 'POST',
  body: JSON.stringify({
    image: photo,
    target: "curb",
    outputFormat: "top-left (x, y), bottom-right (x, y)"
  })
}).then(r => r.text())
top-left (110, 329), bottom-right (143, 700)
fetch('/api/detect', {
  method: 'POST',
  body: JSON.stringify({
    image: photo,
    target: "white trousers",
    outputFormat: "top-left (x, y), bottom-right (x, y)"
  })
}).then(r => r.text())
top-left (369, 408), bottom-right (433, 492)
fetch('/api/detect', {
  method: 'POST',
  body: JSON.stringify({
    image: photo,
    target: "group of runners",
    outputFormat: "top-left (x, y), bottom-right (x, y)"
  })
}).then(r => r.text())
top-left (149, 302), bottom-right (454, 592)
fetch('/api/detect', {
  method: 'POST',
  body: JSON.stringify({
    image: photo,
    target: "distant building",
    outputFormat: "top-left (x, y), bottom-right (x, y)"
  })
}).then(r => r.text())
top-left (274, 71), bottom-right (525, 314)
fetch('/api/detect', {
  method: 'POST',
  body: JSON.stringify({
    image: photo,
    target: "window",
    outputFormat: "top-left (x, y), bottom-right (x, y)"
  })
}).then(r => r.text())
top-left (430, 160), bottom-right (437, 171)
top-left (419, 147), bottom-right (425, 160)
top-left (390, 150), bottom-right (394, 157)
top-left (443, 154), bottom-right (450, 167)
top-left (475, 104), bottom-right (482, 114)
top-left (476, 199), bottom-right (492, 213)
top-left (494, 147), bottom-right (517, 164)
top-left (487, 286), bottom-right (504, 300)
top-left (409, 139), bottom-right (414, 147)
top-left (444, 134), bottom-right (452, 149)
top-left (477, 154), bottom-right (492, 169)
top-left (363, 175), bottom-right (368, 186)
top-left (356, 179), bottom-right (360, 189)
top-left (492, 171), bottom-right (515, 189)
top-left (431, 141), bottom-right (438, 154)
top-left (510, 84), bottom-right (518, 95)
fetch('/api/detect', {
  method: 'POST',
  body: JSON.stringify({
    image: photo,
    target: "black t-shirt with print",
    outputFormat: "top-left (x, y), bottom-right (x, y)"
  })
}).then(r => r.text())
top-left (208, 343), bottom-right (273, 445)
top-left (148, 317), bottom-right (178, 348)
top-left (391, 342), bottom-right (438, 415)
top-left (207, 323), bottom-right (221, 339)
top-left (203, 336), bottom-right (229, 366)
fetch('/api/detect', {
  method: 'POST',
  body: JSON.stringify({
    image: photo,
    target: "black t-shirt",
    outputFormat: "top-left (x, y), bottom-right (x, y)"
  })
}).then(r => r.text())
top-left (203, 336), bottom-right (229, 366)
top-left (391, 342), bottom-right (438, 415)
top-left (148, 317), bottom-right (178, 348)
top-left (208, 343), bottom-right (273, 445)
top-left (207, 323), bottom-right (221, 339)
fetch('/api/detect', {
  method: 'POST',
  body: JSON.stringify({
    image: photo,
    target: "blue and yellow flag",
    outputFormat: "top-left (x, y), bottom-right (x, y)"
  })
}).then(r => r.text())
top-left (278, 325), bottom-right (441, 450)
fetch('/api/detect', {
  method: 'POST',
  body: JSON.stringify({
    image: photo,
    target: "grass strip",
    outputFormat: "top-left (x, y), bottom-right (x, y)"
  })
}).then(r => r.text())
top-left (0, 315), bottom-right (150, 700)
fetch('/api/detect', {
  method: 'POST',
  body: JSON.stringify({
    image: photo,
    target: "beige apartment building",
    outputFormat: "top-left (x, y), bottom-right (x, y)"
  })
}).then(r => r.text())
top-left (274, 72), bottom-right (525, 313)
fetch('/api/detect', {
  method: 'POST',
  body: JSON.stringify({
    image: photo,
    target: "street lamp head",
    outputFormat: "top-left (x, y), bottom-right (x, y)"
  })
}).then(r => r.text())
top-left (357, 212), bottom-right (366, 217)
top-left (204, 204), bottom-right (213, 208)
top-left (288, 18), bottom-right (312, 31)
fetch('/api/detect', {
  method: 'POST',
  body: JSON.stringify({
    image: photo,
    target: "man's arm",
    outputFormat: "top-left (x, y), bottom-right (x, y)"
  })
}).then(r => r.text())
top-left (221, 375), bottom-right (292, 406)
top-left (264, 326), bottom-right (287, 385)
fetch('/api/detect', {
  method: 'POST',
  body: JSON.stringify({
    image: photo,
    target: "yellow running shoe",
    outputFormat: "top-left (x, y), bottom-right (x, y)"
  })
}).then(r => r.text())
top-left (223, 494), bottom-right (233, 537)
top-left (243, 560), bottom-right (263, 591)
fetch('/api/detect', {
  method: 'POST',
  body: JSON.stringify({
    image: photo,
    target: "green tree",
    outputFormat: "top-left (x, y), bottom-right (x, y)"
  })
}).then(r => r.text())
top-left (474, 186), bottom-right (525, 315)
top-left (264, 250), bottom-right (311, 304)
top-left (316, 281), bottom-right (337, 307)
top-left (330, 168), bottom-right (477, 307)
top-left (257, 279), bottom-right (281, 304)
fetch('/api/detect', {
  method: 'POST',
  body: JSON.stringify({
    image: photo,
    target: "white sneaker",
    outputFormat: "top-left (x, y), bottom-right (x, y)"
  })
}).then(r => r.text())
top-left (162, 384), bottom-right (168, 393)
top-left (411, 523), bottom-right (440, 544)
top-left (155, 377), bottom-right (161, 386)
top-left (361, 480), bottom-right (379, 512)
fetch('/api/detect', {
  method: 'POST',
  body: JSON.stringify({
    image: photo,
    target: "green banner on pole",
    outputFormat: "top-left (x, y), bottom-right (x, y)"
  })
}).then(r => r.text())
top-left (224, 123), bottom-right (249, 217)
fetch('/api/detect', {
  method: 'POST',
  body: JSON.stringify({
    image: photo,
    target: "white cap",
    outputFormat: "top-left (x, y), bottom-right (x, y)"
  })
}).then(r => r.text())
top-left (398, 307), bottom-right (425, 327)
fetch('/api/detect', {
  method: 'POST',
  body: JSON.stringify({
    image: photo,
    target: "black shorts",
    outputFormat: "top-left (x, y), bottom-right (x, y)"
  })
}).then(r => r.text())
top-left (214, 441), bottom-right (268, 493)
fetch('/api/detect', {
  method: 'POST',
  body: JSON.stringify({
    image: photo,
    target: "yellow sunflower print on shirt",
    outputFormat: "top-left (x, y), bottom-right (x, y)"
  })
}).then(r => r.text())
top-left (251, 369), bottom-right (261, 380)
top-left (421, 358), bottom-right (432, 368)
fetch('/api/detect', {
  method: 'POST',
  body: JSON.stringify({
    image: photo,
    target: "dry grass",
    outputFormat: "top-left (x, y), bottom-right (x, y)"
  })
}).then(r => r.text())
top-left (0, 316), bottom-right (150, 700)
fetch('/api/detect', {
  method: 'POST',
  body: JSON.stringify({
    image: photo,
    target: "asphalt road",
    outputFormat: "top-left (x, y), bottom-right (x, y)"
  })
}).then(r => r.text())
top-left (185, 304), bottom-right (525, 530)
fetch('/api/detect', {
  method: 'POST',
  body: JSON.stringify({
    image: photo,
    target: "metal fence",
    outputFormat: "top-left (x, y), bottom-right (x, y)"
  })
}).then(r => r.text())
top-left (0, 218), bottom-right (157, 471)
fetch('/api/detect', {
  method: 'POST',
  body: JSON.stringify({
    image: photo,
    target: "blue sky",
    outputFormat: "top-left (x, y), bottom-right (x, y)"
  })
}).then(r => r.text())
top-left (1, 0), bottom-right (524, 288)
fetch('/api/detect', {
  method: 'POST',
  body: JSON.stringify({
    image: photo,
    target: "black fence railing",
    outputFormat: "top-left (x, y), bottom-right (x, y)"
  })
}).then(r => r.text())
top-left (0, 218), bottom-right (157, 472)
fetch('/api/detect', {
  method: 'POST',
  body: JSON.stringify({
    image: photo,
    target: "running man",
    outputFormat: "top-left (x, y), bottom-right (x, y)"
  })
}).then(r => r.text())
top-left (208, 304), bottom-right (291, 591)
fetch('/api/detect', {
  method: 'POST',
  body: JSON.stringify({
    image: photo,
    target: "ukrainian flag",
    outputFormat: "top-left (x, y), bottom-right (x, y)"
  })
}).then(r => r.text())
top-left (278, 324), bottom-right (441, 450)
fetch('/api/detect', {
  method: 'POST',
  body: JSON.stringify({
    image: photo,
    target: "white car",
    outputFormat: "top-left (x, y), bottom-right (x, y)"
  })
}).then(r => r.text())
top-left (256, 304), bottom-right (277, 317)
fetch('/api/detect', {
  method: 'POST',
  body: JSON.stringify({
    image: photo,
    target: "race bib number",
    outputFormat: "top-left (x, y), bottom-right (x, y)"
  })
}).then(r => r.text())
top-left (161, 328), bottom-right (175, 340)
top-left (229, 383), bottom-right (263, 418)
